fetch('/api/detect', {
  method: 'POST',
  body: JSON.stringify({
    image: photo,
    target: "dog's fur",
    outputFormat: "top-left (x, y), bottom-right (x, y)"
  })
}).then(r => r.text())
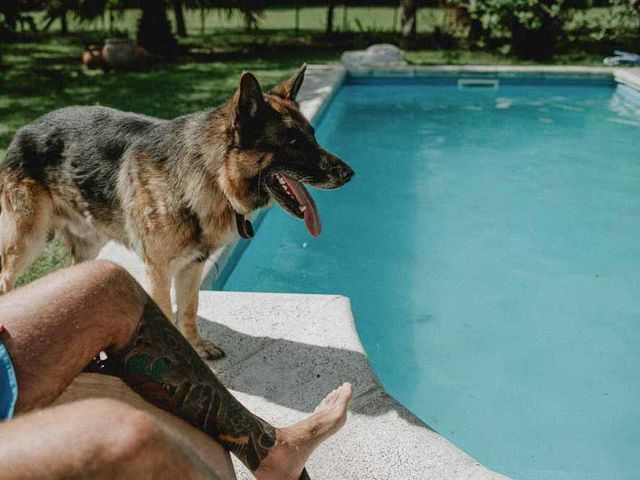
top-left (0, 66), bottom-right (354, 358)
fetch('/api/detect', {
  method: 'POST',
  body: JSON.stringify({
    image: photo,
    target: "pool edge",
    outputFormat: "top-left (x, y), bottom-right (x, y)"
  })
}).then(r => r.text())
top-left (196, 290), bottom-right (508, 480)
top-left (200, 64), bottom-right (640, 479)
top-left (204, 64), bottom-right (640, 292)
top-left (98, 64), bottom-right (640, 479)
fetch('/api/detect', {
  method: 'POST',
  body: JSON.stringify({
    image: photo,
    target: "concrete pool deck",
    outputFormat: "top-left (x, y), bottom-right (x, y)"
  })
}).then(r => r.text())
top-left (197, 292), bottom-right (504, 479)
top-left (99, 63), bottom-right (640, 478)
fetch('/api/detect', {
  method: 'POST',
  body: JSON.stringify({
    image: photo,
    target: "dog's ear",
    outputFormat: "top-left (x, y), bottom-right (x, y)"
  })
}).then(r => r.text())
top-left (271, 64), bottom-right (306, 102)
top-left (234, 72), bottom-right (265, 126)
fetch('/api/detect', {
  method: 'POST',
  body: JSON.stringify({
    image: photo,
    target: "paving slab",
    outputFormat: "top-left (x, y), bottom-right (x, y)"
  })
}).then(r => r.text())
top-left (93, 63), bottom-right (640, 479)
top-left (615, 67), bottom-right (640, 91)
top-left (98, 63), bottom-right (640, 295)
top-left (197, 291), bottom-right (507, 480)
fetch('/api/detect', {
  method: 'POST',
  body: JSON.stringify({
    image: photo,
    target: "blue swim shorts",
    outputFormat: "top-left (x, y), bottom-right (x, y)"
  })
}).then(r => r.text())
top-left (0, 331), bottom-right (18, 421)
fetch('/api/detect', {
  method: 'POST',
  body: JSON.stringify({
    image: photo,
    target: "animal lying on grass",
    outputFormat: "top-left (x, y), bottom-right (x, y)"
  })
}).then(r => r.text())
top-left (0, 65), bottom-right (354, 358)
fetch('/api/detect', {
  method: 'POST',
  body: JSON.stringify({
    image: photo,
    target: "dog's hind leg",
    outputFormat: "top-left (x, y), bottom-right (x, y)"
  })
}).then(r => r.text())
top-left (175, 260), bottom-right (225, 360)
top-left (0, 175), bottom-right (53, 293)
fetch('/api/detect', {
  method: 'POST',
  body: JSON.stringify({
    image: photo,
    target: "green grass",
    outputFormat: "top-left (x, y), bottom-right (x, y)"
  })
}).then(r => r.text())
top-left (13, 240), bottom-right (70, 287)
top-left (1, 6), bottom-right (634, 283)
top-left (0, 25), bottom-right (341, 284)
top-left (36, 7), bottom-right (448, 36)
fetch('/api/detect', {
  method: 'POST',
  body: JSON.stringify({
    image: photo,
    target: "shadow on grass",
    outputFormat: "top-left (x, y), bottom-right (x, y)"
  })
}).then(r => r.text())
top-left (0, 33), bottom-right (340, 153)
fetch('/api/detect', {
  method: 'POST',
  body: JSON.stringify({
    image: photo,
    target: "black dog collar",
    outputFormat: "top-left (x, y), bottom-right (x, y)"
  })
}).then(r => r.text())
top-left (235, 213), bottom-right (254, 239)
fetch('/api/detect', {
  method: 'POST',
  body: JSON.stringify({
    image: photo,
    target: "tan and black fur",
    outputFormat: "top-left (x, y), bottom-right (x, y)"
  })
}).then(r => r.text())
top-left (0, 66), bottom-right (354, 358)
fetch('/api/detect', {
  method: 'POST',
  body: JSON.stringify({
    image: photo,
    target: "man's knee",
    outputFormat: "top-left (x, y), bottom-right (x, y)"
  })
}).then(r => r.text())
top-left (79, 260), bottom-right (147, 345)
top-left (85, 260), bottom-right (145, 304)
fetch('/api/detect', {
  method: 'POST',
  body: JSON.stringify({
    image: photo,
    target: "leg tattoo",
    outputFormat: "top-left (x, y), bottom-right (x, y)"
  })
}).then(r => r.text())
top-left (110, 298), bottom-right (276, 472)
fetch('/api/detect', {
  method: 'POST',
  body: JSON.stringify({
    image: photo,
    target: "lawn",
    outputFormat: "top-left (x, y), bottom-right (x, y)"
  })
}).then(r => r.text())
top-left (0, 6), bottom-right (633, 284)
top-left (1, 32), bottom-right (338, 284)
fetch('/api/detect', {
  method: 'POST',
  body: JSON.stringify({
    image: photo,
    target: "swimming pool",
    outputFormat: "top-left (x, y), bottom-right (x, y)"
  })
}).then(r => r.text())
top-left (214, 75), bottom-right (640, 479)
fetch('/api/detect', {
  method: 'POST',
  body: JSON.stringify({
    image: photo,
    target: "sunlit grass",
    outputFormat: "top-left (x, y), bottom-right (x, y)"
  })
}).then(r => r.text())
top-left (0, 29), bottom-right (337, 284)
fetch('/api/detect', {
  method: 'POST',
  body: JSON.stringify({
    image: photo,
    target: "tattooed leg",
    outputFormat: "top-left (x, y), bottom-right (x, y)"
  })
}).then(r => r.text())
top-left (111, 299), bottom-right (276, 471)
top-left (1, 260), bottom-right (350, 479)
top-left (111, 297), bottom-right (352, 480)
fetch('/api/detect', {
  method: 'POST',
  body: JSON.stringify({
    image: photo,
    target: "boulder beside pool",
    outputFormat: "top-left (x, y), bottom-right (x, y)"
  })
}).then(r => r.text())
top-left (340, 43), bottom-right (408, 70)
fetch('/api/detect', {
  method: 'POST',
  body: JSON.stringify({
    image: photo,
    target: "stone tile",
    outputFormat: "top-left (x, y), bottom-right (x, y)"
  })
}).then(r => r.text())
top-left (197, 292), bottom-right (506, 479)
top-left (218, 335), bottom-right (377, 412)
top-left (197, 292), bottom-right (375, 401)
top-left (230, 387), bottom-right (507, 480)
top-left (615, 67), bottom-right (640, 91)
top-left (307, 388), bottom-right (508, 480)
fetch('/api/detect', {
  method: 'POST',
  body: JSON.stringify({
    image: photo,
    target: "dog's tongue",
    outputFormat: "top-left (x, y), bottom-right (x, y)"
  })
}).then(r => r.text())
top-left (282, 175), bottom-right (321, 237)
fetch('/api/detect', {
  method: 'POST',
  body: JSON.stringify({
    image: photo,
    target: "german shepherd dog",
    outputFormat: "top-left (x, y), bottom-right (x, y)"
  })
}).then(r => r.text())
top-left (0, 66), bottom-right (354, 358)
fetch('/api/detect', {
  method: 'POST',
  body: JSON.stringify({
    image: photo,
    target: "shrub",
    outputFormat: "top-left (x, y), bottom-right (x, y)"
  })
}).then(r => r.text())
top-left (607, 0), bottom-right (640, 41)
top-left (452, 0), bottom-right (568, 60)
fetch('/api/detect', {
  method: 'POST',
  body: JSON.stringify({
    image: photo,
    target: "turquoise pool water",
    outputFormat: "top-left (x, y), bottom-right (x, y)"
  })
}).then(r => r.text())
top-left (218, 77), bottom-right (640, 479)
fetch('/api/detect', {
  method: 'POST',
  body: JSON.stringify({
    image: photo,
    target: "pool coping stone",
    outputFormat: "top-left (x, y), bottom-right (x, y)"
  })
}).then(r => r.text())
top-left (197, 291), bottom-right (507, 480)
top-left (99, 63), bottom-right (640, 479)
top-left (100, 63), bottom-right (640, 292)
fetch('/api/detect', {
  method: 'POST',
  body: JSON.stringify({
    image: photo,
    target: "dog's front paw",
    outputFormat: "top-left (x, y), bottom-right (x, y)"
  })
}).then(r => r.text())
top-left (195, 340), bottom-right (225, 360)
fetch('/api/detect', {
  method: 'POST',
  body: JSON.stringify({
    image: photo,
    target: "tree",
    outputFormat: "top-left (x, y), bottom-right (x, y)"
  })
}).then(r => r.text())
top-left (1, 0), bottom-right (36, 36)
top-left (451, 0), bottom-right (567, 60)
top-left (608, 0), bottom-right (640, 43)
top-left (172, 0), bottom-right (187, 37)
top-left (67, 0), bottom-right (179, 56)
top-left (42, 0), bottom-right (76, 34)
top-left (326, 0), bottom-right (335, 35)
top-left (137, 0), bottom-right (178, 55)
top-left (236, 0), bottom-right (266, 31)
top-left (400, 0), bottom-right (417, 49)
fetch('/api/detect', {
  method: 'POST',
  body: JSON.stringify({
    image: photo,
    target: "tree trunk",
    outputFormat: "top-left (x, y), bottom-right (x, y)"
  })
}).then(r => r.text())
top-left (400, 0), bottom-right (417, 50)
top-left (326, 1), bottom-right (334, 35)
top-left (41, 15), bottom-right (55, 32)
top-left (294, 7), bottom-right (300, 34)
top-left (137, 0), bottom-right (178, 56)
top-left (200, 8), bottom-right (206, 35)
top-left (60, 12), bottom-right (68, 34)
top-left (342, 6), bottom-right (348, 31)
top-left (392, 6), bottom-right (399, 32)
top-left (172, 0), bottom-right (187, 37)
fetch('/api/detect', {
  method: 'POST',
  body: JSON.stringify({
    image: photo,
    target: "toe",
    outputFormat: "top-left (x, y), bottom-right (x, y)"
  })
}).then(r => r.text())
top-left (325, 388), bottom-right (340, 405)
top-left (335, 384), bottom-right (353, 406)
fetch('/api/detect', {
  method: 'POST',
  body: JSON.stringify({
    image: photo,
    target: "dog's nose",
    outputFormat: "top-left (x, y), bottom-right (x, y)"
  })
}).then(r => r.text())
top-left (339, 165), bottom-right (354, 183)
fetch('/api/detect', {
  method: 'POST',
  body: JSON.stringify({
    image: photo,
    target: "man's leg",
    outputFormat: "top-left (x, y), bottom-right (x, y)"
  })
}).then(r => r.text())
top-left (109, 294), bottom-right (352, 480)
top-left (1, 261), bottom-right (352, 479)
top-left (0, 260), bottom-right (145, 411)
top-left (0, 398), bottom-right (218, 480)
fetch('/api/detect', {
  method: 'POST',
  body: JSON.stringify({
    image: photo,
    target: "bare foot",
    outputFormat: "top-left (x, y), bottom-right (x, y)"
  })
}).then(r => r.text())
top-left (254, 382), bottom-right (353, 480)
